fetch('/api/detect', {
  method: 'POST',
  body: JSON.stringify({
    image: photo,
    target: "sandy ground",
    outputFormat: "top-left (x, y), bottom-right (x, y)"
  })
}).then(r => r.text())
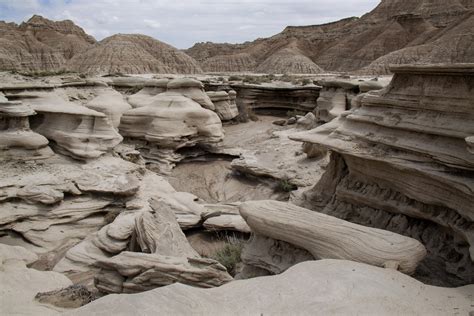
top-left (168, 116), bottom-right (328, 203)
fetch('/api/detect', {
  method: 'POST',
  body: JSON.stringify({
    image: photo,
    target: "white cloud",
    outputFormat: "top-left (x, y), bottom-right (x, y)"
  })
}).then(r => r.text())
top-left (144, 19), bottom-right (161, 29)
top-left (0, 0), bottom-right (381, 48)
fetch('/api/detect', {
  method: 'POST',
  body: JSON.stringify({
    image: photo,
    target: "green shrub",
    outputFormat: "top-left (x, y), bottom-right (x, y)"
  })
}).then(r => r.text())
top-left (277, 178), bottom-right (298, 192)
top-left (228, 75), bottom-right (243, 81)
top-left (19, 69), bottom-right (74, 78)
top-left (211, 237), bottom-right (244, 275)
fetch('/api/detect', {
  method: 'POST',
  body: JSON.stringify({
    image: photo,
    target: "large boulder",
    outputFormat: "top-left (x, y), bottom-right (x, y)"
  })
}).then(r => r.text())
top-left (240, 200), bottom-right (426, 274)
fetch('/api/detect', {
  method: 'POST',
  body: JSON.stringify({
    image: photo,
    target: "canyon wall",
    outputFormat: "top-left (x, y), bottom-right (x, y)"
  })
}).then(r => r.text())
top-left (291, 64), bottom-right (474, 286)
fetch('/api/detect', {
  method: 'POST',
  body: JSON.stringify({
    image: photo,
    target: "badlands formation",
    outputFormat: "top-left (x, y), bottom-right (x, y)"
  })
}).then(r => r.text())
top-left (0, 1), bottom-right (473, 316)
top-left (0, 65), bottom-right (473, 315)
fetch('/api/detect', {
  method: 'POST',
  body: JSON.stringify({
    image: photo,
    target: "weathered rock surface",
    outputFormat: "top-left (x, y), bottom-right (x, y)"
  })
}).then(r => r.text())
top-left (202, 203), bottom-right (251, 233)
top-left (240, 200), bottom-right (426, 274)
top-left (85, 88), bottom-right (131, 129)
top-left (126, 79), bottom-right (169, 108)
top-left (186, 1), bottom-right (474, 74)
top-left (68, 260), bottom-right (474, 316)
top-left (0, 244), bottom-right (72, 315)
top-left (56, 193), bottom-right (232, 294)
top-left (206, 90), bottom-right (239, 120)
top-left (0, 155), bottom-right (143, 259)
top-left (315, 78), bottom-right (388, 123)
top-left (0, 98), bottom-right (53, 160)
top-left (120, 90), bottom-right (224, 172)
top-left (68, 34), bottom-right (202, 75)
top-left (231, 84), bottom-right (320, 116)
top-left (167, 78), bottom-right (214, 110)
top-left (291, 64), bottom-right (474, 286)
top-left (95, 252), bottom-right (232, 293)
top-left (9, 90), bottom-right (122, 159)
top-left (240, 234), bottom-right (314, 275)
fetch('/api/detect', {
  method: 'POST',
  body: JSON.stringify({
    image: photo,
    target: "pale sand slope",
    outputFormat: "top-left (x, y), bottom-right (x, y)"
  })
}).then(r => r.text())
top-left (68, 259), bottom-right (474, 316)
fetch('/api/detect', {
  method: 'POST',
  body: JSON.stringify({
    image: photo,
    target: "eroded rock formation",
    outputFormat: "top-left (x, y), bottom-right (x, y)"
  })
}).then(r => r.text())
top-left (240, 200), bottom-right (426, 274)
top-left (120, 91), bottom-right (224, 172)
top-left (0, 15), bottom-right (95, 72)
top-left (315, 78), bottom-right (387, 123)
top-left (68, 260), bottom-right (474, 316)
top-left (15, 90), bottom-right (122, 159)
top-left (0, 244), bottom-right (72, 315)
top-left (186, 0), bottom-right (474, 74)
top-left (291, 64), bottom-right (474, 286)
top-left (0, 97), bottom-right (53, 160)
top-left (206, 90), bottom-right (239, 121)
top-left (68, 34), bottom-right (202, 75)
top-left (231, 84), bottom-right (320, 116)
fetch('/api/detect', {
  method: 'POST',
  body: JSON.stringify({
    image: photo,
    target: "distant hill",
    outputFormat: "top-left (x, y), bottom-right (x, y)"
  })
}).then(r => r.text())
top-left (185, 0), bottom-right (474, 74)
top-left (1, 0), bottom-right (473, 75)
top-left (68, 34), bottom-right (202, 74)
top-left (0, 16), bottom-right (202, 74)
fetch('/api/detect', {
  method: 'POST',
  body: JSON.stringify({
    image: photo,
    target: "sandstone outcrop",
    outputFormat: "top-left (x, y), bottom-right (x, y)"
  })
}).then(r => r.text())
top-left (120, 91), bottom-right (224, 172)
top-left (231, 84), bottom-right (320, 116)
top-left (15, 90), bottom-right (122, 159)
top-left (167, 78), bottom-right (214, 110)
top-left (85, 88), bottom-right (131, 129)
top-left (0, 97), bottom-right (53, 160)
top-left (240, 200), bottom-right (426, 274)
top-left (206, 90), bottom-right (239, 120)
top-left (126, 79), bottom-right (169, 108)
top-left (315, 78), bottom-right (388, 123)
top-left (55, 194), bottom-right (232, 294)
top-left (68, 34), bottom-right (202, 75)
top-left (68, 260), bottom-right (474, 316)
top-left (291, 64), bottom-right (474, 286)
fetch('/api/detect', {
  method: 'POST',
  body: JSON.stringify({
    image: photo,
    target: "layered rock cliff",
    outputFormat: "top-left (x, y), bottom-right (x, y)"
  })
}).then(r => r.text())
top-left (186, 0), bottom-right (474, 74)
top-left (0, 16), bottom-right (202, 75)
top-left (68, 34), bottom-right (203, 75)
top-left (291, 64), bottom-right (474, 286)
top-left (0, 15), bottom-right (95, 72)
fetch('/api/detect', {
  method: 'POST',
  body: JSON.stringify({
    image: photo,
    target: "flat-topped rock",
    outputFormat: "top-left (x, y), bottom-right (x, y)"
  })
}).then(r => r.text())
top-left (167, 78), bottom-right (214, 110)
top-left (14, 90), bottom-right (122, 159)
top-left (120, 92), bottom-right (223, 148)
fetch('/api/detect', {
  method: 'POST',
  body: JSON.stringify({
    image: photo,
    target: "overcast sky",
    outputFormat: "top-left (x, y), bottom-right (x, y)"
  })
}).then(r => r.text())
top-left (0, 0), bottom-right (380, 49)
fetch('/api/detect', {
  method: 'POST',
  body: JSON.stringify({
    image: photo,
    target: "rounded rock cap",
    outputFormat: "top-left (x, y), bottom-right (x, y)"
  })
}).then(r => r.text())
top-left (167, 78), bottom-right (203, 89)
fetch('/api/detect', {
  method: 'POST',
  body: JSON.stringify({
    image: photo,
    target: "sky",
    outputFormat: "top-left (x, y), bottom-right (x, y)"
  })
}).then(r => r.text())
top-left (0, 0), bottom-right (380, 49)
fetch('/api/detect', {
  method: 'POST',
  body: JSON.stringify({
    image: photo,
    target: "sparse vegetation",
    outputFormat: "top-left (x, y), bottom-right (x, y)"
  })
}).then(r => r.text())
top-left (228, 75), bottom-right (243, 81)
top-left (210, 234), bottom-right (244, 276)
top-left (14, 69), bottom-right (75, 78)
top-left (35, 285), bottom-right (99, 308)
top-left (276, 178), bottom-right (298, 192)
